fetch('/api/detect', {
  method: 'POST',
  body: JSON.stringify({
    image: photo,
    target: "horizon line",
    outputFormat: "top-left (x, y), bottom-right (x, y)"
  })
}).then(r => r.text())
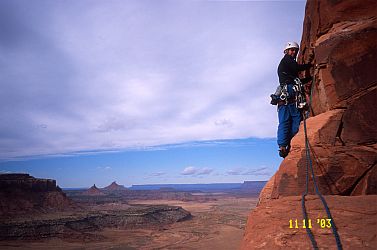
top-left (60, 180), bottom-right (268, 189)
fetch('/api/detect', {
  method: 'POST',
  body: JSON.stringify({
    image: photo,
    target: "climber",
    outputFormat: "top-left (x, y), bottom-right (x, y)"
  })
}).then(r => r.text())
top-left (276, 41), bottom-right (313, 158)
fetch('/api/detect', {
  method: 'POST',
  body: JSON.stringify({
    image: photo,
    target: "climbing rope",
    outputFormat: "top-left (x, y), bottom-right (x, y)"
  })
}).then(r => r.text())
top-left (308, 67), bottom-right (317, 116)
top-left (301, 67), bottom-right (343, 250)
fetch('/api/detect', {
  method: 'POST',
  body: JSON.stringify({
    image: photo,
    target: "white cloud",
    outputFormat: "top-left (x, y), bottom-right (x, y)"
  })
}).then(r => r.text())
top-left (181, 166), bottom-right (197, 175)
top-left (97, 166), bottom-right (112, 171)
top-left (149, 172), bottom-right (166, 177)
top-left (143, 172), bottom-right (167, 179)
top-left (226, 166), bottom-right (270, 176)
top-left (181, 166), bottom-right (214, 176)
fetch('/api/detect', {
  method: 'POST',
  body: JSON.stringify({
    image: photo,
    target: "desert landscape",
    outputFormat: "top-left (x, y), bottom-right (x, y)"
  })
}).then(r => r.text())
top-left (0, 173), bottom-right (261, 250)
top-left (2, 1), bottom-right (376, 249)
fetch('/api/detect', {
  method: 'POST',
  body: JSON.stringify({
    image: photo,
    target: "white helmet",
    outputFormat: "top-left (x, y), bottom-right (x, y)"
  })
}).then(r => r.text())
top-left (284, 41), bottom-right (299, 51)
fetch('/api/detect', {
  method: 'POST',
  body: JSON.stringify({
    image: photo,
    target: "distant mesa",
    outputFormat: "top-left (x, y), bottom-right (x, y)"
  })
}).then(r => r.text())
top-left (159, 187), bottom-right (175, 191)
top-left (83, 184), bottom-right (105, 196)
top-left (0, 173), bottom-right (74, 216)
top-left (103, 181), bottom-right (127, 191)
top-left (1, 175), bottom-right (193, 241)
top-left (240, 181), bottom-right (267, 193)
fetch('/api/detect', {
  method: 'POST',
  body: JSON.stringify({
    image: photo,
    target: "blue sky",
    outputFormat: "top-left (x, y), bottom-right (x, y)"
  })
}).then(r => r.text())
top-left (1, 138), bottom-right (279, 188)
top-left (0, 0), bottom-right (306, 187)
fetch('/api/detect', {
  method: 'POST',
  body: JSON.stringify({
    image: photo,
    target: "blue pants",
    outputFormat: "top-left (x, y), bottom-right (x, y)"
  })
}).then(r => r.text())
top-left (277, 84), bottom-right (301, 147)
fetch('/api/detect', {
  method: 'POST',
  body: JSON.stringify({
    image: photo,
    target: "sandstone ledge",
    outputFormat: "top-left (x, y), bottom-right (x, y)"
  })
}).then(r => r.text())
top-left (0, 205), bottom-right (191, 240)
top-left (241, 195), bottom-right (377, 250)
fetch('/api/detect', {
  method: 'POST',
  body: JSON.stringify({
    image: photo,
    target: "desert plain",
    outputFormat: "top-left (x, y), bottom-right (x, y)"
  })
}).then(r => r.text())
top-left (1, 195), bottom-right (258, 250)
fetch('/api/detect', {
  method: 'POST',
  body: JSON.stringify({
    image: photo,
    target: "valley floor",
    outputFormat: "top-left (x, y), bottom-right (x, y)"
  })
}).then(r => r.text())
top-left (0, 196), bottom-right (258, 250)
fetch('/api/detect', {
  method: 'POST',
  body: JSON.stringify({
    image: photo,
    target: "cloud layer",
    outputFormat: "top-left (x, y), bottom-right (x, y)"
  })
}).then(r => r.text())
top-left (0, 0), bottom-right (305, 159)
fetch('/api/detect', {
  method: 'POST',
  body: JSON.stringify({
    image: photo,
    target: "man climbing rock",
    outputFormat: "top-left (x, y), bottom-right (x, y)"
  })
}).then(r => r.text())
top-left (276, 41), bottom-right (312, 158)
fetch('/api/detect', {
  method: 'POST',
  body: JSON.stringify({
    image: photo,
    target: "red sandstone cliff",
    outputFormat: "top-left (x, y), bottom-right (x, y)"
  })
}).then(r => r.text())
top-left (0, 174), bottom-right (74, 217)
top-left (241, 0), bottom-right (377, 249)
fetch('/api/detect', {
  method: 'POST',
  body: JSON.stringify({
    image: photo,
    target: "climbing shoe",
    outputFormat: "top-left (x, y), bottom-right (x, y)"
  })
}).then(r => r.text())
top-left (279, 146), bottom-right (288, 158)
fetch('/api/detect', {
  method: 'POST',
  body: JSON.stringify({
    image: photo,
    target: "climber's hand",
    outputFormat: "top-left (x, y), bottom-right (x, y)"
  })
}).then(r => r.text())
top-left (304, 83), bottom-right (312, 93)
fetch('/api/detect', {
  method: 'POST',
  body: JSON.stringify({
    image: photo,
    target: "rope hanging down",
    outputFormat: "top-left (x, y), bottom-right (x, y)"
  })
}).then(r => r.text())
top-left (300, 69), bottom-right (342, 250)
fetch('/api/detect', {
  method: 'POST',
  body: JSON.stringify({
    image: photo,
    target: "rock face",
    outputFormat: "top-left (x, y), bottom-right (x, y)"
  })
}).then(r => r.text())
top-left (242, 0), bottom-right (377, 249)
top-left (242, 195), bottom-right (377, 249)
top-left (268, 0), bottom-right (377, 199)
top-left (266, 109), bottom-right (377, 199)
top-left (82, 184), bottom-right (105, 196)
top-left (0, 174), bottom-right (74, 216)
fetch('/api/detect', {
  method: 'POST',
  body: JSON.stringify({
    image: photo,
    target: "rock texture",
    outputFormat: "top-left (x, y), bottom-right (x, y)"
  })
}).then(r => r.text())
top-left (0, 174), bottom-right (74, 216)
top-left (242, 195), bottom-right (377, 249)
top-left (242, 0), bottom-right (377, 249)
top-left (266, 109), bottom-right (377, 199)
top-left (0, 205), bottom-right (191, 240)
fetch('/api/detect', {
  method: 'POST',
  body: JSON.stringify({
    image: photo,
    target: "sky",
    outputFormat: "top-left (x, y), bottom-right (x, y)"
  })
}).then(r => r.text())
top-left (0, 0), bottom-right (307, 187)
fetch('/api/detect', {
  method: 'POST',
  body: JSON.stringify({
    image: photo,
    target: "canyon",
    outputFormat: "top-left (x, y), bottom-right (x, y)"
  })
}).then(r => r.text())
top-left (0, 173), bottom-right (260, 249)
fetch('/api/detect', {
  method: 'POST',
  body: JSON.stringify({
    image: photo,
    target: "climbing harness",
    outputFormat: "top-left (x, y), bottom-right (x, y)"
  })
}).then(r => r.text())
top-left (270, 72), bottom-right (307, 109)
top-left (293, 78), bottom-right (307, 109)
top-left (280, 84), bottom-right (289, 104)
top-left (301, 69), bottom-right (343, 250)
